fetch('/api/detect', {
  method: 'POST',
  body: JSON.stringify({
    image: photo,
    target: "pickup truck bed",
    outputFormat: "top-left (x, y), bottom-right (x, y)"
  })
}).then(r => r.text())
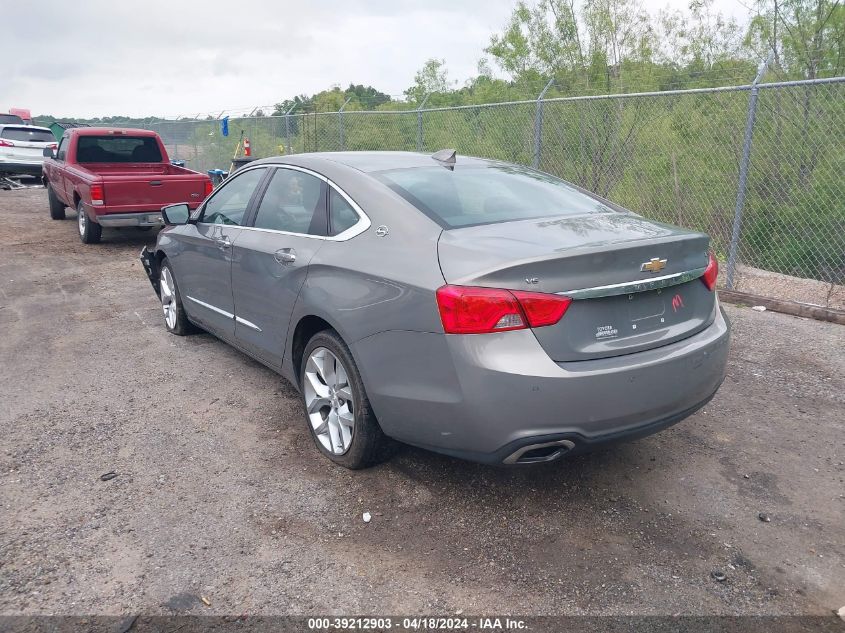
top-left (42, 128), bottom-right (212, 243)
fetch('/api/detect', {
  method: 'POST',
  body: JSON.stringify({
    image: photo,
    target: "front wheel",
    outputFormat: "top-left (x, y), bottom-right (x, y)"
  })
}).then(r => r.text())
top-left (47, 185), bottom-right (66, 220)
top-left (300, 330), bottom-right (394, 469)
top-left (77, 201), bottom-right (102, 244)
top-left (159, 259), bottom-right (195, 335)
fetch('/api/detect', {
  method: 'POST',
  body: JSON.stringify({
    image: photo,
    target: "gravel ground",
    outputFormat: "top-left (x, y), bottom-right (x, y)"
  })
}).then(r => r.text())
top-left (0, 188), bottom-right (843, 617)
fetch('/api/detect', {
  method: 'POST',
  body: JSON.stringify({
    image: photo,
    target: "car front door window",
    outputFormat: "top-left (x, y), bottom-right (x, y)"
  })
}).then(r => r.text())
top-left (201, 168), bottom-right (265, 226)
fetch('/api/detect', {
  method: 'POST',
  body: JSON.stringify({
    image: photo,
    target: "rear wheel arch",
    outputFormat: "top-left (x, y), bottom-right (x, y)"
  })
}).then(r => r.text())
top-left (298, 327), bottom-right (396, 468)
top-left (290, 315), bottom-right (334, 387)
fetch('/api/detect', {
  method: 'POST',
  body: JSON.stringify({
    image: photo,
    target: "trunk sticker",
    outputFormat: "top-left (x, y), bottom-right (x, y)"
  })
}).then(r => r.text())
top-left (595, 325), bottom-right (619, 340)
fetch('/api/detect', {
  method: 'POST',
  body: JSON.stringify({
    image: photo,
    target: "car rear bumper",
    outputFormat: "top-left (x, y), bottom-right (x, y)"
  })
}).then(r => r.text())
top-left (0, 160), bottom-right (43, 176)
top-left (352, 302), bottom-right (731, 464)
top-left (95, 212), bottom-right (165, 227)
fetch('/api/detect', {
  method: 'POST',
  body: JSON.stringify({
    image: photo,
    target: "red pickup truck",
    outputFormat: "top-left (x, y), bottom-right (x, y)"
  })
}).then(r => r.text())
top-left (42, 128), bottom-right (212, 243)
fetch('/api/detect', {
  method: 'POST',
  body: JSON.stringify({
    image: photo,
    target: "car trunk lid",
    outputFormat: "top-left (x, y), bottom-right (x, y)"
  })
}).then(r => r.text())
top-left (437, 212), bottom-right (716, 361)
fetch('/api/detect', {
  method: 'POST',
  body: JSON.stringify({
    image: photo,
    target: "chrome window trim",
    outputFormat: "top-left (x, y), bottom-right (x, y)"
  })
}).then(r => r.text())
top-left (558, 266), bottom-right (707, 300)
top-left (325, 182), bottom-right (371, 240)
top-left (241, 163), bottom-right (370, 241)
top-left (186, 295), bottom-right (234, 319)
top-left (235, 315), bottom-right (262, 332)
top-left (196, 162), bottom-right (371, 241)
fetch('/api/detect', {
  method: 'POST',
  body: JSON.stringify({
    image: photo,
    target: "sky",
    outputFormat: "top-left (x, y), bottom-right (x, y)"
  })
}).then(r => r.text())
top-left (3, 0), bottom-right (752, 119)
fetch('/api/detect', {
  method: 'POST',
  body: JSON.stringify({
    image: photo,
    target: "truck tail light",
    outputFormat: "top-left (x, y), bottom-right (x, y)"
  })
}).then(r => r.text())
top-left (701, 252), bottom-right (719, 291)
top-left (204, 180), bottom-right (213, 197)
top-left (90, 184), bottom-right (104, 206)
top-left (0, 139), bottom-right (14, 147)
top-left (436, 285), bottom-right (571, 334)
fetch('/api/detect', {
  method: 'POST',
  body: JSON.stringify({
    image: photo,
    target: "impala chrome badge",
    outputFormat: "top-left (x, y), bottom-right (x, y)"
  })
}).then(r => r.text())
top-left (375, 225), bottom-right (389, 237)
top-left (641, 257), bottom-right (667, 273)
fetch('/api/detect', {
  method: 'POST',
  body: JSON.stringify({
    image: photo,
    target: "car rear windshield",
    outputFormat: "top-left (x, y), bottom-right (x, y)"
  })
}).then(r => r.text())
top-left (76, 135), bottom-right (162, 163)
top-left (1, 127), bottom-right (55, 143)
top-left (376, 165), bottom-right (612, 228)
top-left (0, 114), bottom-right (25, 125)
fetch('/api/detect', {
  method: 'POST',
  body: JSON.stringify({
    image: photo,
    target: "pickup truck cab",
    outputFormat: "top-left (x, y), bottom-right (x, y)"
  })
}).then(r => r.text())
top-left (42, 128), bottom-right (212, 244)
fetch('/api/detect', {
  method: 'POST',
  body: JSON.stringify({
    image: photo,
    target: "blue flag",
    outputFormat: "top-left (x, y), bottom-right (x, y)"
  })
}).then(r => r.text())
top-left (221, 116), bottom-right (229, 137)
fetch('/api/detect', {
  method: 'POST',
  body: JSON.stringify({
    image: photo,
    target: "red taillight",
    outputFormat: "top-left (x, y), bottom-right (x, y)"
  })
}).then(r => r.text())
top-left (204, 180), bottom-right (213, 197)
top-left (436, 285), bottom-right (571, 334)
top-left (90, 184), bottom-right (104, 203)
top-left (0, 139), bottom-right (14, 147)
top-left (512, 291), bottom-right (572, 327)
top-left (48, 143), bottom-right (57, 149)
top-left (701, 252), bottom-right (719, 291)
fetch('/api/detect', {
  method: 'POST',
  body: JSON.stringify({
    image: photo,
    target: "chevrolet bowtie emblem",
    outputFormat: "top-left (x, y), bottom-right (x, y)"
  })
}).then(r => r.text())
top-left (641, 257), bottom-right (667, 273)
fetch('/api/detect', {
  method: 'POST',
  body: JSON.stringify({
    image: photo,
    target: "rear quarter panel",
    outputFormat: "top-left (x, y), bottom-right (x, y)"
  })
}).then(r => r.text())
top-left (281, 160), bottom-right (446, 382)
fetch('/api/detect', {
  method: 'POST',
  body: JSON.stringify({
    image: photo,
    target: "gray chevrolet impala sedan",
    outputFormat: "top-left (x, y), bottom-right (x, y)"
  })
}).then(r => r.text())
top-left (141, 151), bottom-right (730, 468)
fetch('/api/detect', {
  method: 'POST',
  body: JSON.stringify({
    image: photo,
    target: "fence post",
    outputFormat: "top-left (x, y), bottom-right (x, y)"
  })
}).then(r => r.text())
top-left (533, 79), bottom-right (555, 169)
top-left (338, 96), bottom-right (352, 151)
top-left (726, 54), bottom-right (772, 290)
top-left (416, 93), bottom-right (430, 152)
top-left (284, 103), bottom-right (298, 154)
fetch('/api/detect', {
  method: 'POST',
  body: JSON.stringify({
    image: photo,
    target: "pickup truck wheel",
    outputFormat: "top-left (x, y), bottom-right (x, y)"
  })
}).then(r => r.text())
top-left (77, 201), bottom-right (102, 244)
top-left (47, 185), bottom-right (66, 220)
top-left (159, 259), bottom-right (195, 335)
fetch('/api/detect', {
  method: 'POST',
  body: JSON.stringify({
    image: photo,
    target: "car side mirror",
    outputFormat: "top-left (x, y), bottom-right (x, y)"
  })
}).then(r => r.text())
top-left (43, 147), bottom-right (56, 158)
top-left (161, 203), bottom-right (191, 226)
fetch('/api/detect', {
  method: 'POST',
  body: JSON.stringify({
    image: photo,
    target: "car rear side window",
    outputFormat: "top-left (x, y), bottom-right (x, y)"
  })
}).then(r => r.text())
top-left (253, 168), bottom-right (326, 236)
top-left (377, 165), bottom-right (611, 228)
top-left (1, 127), bottom-right (55, 143)
top-left (201, 168), bottom-right (266, 226)
top-left (328, 189), bottom-right (360, 236)
top-left (76, 135), bottom-right (162, 163)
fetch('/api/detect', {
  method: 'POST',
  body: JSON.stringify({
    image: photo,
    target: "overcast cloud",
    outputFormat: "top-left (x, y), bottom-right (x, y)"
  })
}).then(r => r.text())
top-left (3, 0), bottom-right (749, 118)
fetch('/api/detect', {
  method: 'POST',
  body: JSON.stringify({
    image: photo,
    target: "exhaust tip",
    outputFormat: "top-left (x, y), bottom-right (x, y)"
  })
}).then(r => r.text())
top-left (503, 439), bottom-right (575, 465)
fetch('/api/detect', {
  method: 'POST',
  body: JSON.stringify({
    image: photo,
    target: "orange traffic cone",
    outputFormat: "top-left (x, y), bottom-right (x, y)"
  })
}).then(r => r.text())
top-left (244, 138), bottom-right (251, 157)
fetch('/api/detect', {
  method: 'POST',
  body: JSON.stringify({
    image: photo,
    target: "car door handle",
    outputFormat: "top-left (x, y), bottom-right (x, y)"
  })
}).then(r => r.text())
top-left (215, 236), bottom-right (232, 249)
top-left (274, 248), bottom-right (296, 265)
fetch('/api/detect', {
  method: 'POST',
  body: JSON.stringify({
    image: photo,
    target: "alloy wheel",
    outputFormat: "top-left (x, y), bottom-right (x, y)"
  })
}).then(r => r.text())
top-left (159, 267), bottom-right (177, 330)
top-left (303, 347), bottom-right (355, 455)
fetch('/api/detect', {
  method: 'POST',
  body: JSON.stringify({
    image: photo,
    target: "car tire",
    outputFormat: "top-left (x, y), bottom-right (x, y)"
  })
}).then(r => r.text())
top-left (47, 185), bottom-right (65, 220)
top-left (159, 259), bottom-right (196, 336)
top-left (300, 330), bottom-right (395, 469)
top-left (77, 201), bottom-right (102, 244)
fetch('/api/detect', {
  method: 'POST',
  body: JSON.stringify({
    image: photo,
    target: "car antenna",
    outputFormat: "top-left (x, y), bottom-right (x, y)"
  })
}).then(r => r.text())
top-left (431, 149), bottom-right (457, 170)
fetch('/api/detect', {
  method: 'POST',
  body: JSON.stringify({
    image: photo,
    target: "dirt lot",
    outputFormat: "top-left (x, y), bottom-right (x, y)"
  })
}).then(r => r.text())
top-left (0, 188), bottom-right (843, 618)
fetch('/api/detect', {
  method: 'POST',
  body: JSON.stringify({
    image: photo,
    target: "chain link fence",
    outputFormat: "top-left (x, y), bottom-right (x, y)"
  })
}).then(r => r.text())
top-left (137, 77), bottom-right (845, 309)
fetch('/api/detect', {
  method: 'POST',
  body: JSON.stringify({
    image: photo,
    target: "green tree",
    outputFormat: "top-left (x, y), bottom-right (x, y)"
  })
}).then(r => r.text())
top-left (405, 58), bottom-right (455, 103)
